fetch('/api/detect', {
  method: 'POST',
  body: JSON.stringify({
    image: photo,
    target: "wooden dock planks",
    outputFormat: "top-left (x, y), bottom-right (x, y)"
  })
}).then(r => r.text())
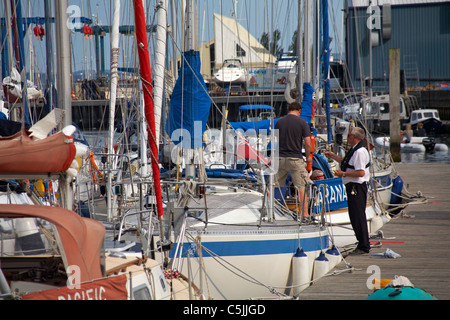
top-left (297, 163), bottom-right (450, 300)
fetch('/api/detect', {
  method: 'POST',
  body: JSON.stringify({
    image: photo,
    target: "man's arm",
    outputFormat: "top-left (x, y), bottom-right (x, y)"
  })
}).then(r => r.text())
top-left (334, 169), bottom-right (365, 178)
top-left (304, 136), bottom-right (312, 163)
top-left (324, 150), bottom-right (343, 163)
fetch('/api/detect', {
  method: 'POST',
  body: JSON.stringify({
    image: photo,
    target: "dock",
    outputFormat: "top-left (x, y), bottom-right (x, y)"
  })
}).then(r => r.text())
top-left (297, 163), bottom-right (450, 300)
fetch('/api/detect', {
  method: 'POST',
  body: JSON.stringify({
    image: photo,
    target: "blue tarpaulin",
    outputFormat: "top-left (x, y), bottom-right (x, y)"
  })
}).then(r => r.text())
top-left (166, 50), bottom-right (211, 148)
top-left (238, 105), bottom-right (272, 111)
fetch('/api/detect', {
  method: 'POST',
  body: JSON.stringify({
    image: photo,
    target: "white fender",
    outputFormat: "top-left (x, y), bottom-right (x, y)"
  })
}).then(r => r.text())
top-left (66, 167), bottom-right (78, 177)
top-left (75, 142), bottom-right (89, 157)
top-left (370, 215), bottom-right (384, 233)
top-left (325, 245), bottom-right (342, 268)
top-left (312, 251), bottom-right (330, 281)
top-left (291, 247), bottom-right (311, 295)
top-left (62, 125), bottom-right (76, 136)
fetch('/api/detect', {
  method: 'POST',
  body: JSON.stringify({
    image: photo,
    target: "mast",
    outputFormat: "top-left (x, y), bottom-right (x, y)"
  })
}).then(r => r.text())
top-left (54, 0), bottom-right (73, 209)
top-left (44, 0), bottom-right (54, 114)
top-left (3, 0), bottom-right (15, 120)
top-left (106, 0), bottom-right (120, 221)
top-left (132, 0), bottom-right (164, 220)
top-left (185, 0), bottom-right (197, 180)
top-left (11, 0), bottom-right (30, 125)
top-left (296, 0), bottom-right (303, 98)
top-left (313, 0), bottom-right (320, 113)
top-left (3, 0), bottom-right (14, 77)
top-left (54, 0), bottom-right (72, 128)
top-left (322, 0), bottom-right (331, 143)
top-left (153, 0), bottom-right (167, 147)
top-left (304, 0), bottom-right (312, 84)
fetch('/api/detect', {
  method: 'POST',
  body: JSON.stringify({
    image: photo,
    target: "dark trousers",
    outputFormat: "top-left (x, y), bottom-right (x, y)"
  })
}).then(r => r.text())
top-left (345, 182), bottom-right (370, 252)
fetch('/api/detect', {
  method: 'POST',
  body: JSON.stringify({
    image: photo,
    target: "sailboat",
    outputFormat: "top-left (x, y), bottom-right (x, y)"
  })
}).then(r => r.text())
top-left (130, 0), bottom-right (352, 300)
top-left (219, 0), bottom-right (397, 252)
top-left (0, 203), bottom-right (196, 300)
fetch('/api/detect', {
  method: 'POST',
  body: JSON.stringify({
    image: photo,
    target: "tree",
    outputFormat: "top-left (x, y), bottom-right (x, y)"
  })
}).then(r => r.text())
top-left (259, 29), bottom-right (283, 56)
top-left (288, 30), bottom-right (298, 53)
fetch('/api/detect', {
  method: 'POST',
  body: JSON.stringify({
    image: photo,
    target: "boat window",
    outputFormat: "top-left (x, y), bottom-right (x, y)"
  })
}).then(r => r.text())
top-left (0, 217), bottom-right (66, 289)
top-left (424, 112), bottom-right (433, 118)
top-left (411, 113), bottom-right (417, 121)
top-left (236, 44), bottom-right (246, 57)
top-left (0, 217), bottom-right (60, 257)
top-left (132, 284), bottom-right (152, 300)
top-left (434, 111), bottom-right (440, 119)
top-left (417, 113), bottom-right (422, 119)
top-left (379, 103), bottom-right (389, 113)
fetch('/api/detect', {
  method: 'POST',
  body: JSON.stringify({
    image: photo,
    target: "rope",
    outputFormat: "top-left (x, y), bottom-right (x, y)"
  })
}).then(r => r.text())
top-left (186, 232), bottom-right (288, 299)
top-left (177, 181), bottom-right (198, 207)
top-left (86, 152), bottom-right (105, 184)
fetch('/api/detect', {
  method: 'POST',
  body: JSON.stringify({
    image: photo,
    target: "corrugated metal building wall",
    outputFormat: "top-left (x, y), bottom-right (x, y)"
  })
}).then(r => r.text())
top-left (345, 0), bottom-right (450, 93)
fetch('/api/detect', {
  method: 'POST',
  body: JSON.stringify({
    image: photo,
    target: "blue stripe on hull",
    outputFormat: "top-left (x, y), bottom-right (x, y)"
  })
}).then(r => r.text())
top-left (171, 235), bottom-right (329, 258)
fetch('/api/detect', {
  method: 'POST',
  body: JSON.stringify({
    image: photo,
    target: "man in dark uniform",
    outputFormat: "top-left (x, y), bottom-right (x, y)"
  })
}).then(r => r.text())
top-left (324, 127), bottom-right (371, 254)
top-left (275, 101), bottom-right (312, 218)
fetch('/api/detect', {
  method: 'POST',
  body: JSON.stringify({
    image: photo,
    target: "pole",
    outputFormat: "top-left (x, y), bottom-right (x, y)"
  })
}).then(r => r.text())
top-left (132, 0), bottom-right (164, 220)
top-left (389, 48), bottom-right (401, 162)
top-left (297, 0), bottom-right (303, 98)
top-left (153, 0), bottom-right (167, 147)
top-left (54, 0), bottom-right (72, 128)
top-left (322, 0), bottom-right (331, 143)
top-left (107, 0), bottom-right (120, 221)
top-left (44, 0), bottom-right (54, 114)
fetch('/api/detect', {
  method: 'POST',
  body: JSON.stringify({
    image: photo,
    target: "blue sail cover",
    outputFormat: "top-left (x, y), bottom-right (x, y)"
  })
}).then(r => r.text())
top-left (300, 82), bottom-right (314, 126)
top-left (167, 50), bottom-right (211, 148)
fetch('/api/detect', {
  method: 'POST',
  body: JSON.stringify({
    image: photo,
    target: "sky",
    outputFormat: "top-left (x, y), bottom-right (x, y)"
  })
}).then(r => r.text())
top-left (1, 0), bottom-right (344, 80)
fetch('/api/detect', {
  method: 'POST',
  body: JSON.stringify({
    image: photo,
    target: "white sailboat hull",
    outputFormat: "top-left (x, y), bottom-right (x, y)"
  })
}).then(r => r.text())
top-left (166, 227), bottom-right (332, 300)
top-left (317, 200), bottom-right (389, 249)
top-left (151, 186), bottom-right (338, 300)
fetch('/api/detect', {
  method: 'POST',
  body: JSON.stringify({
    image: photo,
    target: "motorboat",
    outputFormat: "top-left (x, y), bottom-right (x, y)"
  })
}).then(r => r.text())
top-left (214, 59), bottom-right (246, 88)
top-left (406, 109), bottom-right (444, 135)
top-left (375, 136), bottom-right (448, 153)
top-left (276, 52), bottom-right (297, 69)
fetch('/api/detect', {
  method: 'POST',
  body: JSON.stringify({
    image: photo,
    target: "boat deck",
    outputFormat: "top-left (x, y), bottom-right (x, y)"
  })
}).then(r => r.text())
top-left (297, 163), bottom-right (450, 300)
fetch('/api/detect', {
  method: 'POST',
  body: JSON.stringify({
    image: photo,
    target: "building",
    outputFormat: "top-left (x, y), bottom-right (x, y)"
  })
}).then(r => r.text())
top-left (197, 13), bottom-right (276, 81)
top-left (345, 0), bottom-right (450, 94)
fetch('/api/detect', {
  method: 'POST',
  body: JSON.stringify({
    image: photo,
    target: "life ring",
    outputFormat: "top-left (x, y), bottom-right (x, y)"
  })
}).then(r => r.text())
top-left (87, 152), bottom-right (104, 184)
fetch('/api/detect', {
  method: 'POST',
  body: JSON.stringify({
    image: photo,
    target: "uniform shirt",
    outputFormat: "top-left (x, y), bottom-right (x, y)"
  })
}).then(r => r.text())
top-left (342, 145), bottom-right (370, 184)
top-left (275, 114), bottom-right (311, 158)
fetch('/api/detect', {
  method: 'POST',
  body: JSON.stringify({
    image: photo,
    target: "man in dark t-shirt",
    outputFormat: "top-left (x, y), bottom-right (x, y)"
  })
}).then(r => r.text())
top-left (275, 102), bottom-right (312, 218)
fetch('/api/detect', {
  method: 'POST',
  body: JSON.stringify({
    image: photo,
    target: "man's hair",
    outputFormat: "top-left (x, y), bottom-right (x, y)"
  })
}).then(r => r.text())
top-left (351, 127), bottom-right (365, 140)
top-left (288, 102), bottom-right (302, 111)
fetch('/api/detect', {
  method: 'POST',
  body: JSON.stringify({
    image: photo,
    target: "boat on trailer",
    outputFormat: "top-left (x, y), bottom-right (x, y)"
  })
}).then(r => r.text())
top-left (214, 59), bottom-right (247, 88)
